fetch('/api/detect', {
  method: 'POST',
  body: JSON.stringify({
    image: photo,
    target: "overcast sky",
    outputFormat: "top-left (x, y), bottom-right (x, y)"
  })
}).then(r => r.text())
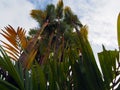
top-left (0, 0), bottom-right (120, 59)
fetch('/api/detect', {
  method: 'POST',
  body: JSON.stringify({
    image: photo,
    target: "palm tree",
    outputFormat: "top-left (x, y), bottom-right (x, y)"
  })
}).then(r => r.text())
top-left (0, 0), bottom-right (119, 90)
top-left (29, 0), bottom-right (82, 64)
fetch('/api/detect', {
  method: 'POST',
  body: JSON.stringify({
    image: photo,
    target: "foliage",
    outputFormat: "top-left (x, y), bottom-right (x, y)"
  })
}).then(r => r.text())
top-left (0, 0), bottom-right (120, 90)
top-left (117, 13), bottom-right (120, 50)
top-left (0, 25), bottom-right (27, 61)
top-left (0, 25), bottom-right (39, 70)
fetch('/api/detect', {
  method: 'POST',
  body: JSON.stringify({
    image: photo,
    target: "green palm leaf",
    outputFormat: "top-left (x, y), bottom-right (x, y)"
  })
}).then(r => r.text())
top-left (0, 46), bottom-right (24, 90)
top-left (0, 79), bottom-right (19, 90)
top-left (117, 13), bottom-right (120, 49)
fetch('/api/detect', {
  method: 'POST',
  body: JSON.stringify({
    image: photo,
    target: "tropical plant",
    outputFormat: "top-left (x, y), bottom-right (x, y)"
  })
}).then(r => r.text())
top-left (0, 25), bottom-right (27, 61)
top-left (0, 0), bottom-right (119, 90)
top-left (29, 0), bottom-right (82, 65)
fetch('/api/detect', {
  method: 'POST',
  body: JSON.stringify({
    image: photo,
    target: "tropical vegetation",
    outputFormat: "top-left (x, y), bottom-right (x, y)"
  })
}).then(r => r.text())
top-left (0, 0), bottom-right (120, 90)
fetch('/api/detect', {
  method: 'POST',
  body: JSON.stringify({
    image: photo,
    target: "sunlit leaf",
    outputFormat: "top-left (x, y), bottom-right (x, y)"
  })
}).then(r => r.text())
top-left (117, 13), bottom-right (120, 49)
top-left (0, 25), bottom-right (28, 61)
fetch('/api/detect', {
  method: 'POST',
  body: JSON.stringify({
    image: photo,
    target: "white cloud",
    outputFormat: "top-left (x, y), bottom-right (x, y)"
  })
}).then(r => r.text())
top-left (0, 0), bottom-right (37, 32)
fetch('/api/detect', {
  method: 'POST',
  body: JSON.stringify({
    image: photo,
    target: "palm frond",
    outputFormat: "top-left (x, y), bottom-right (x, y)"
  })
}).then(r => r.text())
top-left (0, 25), bottom-right (28, 61)
top-left (0, 46), bottom-right (24, 90)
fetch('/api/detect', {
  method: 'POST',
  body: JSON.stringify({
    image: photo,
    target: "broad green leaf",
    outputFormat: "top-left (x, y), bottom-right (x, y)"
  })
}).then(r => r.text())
top-left (74, 27), bottom-right (105, 90)
top-left (72, 61), bottom-right (89, 90)
top-left (14, 62), bottom-right (24, 83)
top-left (24, 70), bottom-right (32, 90)
top-left (98, 46), bottom-right (118, 89)
top-left (32, 63), bottom-right (46, 90)
top-left (32, 65), bottom-right (38, 90)
top-left (117, 13), bottom-right (120, 48)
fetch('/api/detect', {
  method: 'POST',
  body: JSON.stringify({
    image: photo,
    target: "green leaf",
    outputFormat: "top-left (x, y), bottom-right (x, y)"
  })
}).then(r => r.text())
top-left (117, 13), bottom-right (120, 48)
top-left (0, 79), bottom-right (19, 90)
top-left (98, 46), bottom-right (118, 89)
top-left (72, 61), bottom-right (89, 90)
top-left (74, 28), bottom-right (105, 90)
top-left (0, 46), bottom-right (24, 90)
top-left (46, 4), bottom-right (56, 22)
top-left (14, 62), bottom-right (24, 83)
top-left (32, 63), bottom-right (46, 90)
top-left (56, 0), bottom-right (63, 18)
top-left (30, 10), bottom-right (46, 25)
top-left (24, 70), bottom-right (32, 90)
top-left (47, 64), bottom-right (54, 90)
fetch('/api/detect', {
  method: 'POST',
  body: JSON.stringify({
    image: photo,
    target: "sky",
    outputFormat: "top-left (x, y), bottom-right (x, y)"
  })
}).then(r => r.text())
top-left (0, 0), bottom-right (120, 60)
top-left (0, 0), bottom-right (37, 30)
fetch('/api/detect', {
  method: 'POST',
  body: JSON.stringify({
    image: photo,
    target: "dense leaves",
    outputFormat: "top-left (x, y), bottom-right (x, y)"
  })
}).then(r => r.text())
top-left (0, 0), bottom-right (120, 90)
